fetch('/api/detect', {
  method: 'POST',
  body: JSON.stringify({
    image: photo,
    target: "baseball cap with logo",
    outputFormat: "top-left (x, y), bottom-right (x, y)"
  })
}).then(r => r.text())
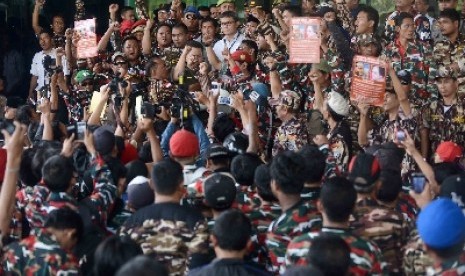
top-left (74, 70), bottom-right (94, 84)
top-left (348, 153), bottom-right (381, 192)
top-left (435, 141), bottom-right (463, 163)
top-left (230, 50), bottom-right (253, 63)
top-left (204, 173), bottom-right (237, 210)
top-left (205, 144), bottom-right (230, 160)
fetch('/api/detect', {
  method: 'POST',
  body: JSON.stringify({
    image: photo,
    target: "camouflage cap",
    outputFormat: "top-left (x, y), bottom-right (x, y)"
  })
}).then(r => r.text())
top-left (436, 64), bottom-right (458, 79)
top-left (279, 90), bottom-right (301, 111)
top-left (217, 0), bottom-right (234, 6)
top-left (312, 59), bottom-right (331, 73)
top-left (356, 33), bottom-right (380, 46)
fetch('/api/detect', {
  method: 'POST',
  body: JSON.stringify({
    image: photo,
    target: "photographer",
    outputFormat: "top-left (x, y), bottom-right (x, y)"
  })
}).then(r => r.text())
top-left (29, 30), bottom-right (70, 100)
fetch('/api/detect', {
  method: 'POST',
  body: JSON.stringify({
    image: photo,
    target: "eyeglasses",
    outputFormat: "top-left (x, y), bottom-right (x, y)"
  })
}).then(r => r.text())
top-left (185, 14), bottom-right (198, 20)
top-left (82, 81), bottom-right (93, 86)
top-left (220, 21), bottom-right (235, 26)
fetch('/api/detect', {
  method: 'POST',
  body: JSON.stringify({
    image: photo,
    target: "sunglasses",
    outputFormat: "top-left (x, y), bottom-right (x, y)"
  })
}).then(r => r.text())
top-left (114, 61), bottom-right (127, 66)
top-left (82, 81), bottom-right (93, 86)
top-left (185, 14), bottom-right (198, 20)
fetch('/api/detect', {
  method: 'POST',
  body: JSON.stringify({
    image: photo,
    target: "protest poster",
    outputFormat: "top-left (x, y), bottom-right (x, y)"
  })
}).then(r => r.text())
top-left (75, 18), bottom-right (98, 59)
top-left (289, 17), bottom-right (321, 64)
top-left (350, 55), bottom-right (387, 107)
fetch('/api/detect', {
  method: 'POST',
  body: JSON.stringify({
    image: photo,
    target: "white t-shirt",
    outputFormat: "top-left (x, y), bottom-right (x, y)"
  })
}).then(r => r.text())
top-left (212, 32), bottom-right (245, 62)
top-left (30, 48), bottom-right (70, 90)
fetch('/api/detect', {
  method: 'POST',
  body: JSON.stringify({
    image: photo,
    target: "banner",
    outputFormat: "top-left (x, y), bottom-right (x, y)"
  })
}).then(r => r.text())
top-left (350, 55), bottom-right (387, 107)
top-left (289, 17), bottom-right (321, 64)
top-left (75, 19), bottom-right (98, 59)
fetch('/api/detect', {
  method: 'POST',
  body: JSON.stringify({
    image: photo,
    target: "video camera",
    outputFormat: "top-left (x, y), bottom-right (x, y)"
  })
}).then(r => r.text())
top-left (108, 72), bottom-right (128, 94)
top-left (43, 55), bottom-right (62, 75)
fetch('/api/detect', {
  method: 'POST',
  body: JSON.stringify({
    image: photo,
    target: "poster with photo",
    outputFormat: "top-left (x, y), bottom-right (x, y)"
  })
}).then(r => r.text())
top-left (75, 18), bottom-right (98, 59)
top-left (350, 55), bottom-right (387, 107)
top-left (289, 17), bottom-right (321, 64)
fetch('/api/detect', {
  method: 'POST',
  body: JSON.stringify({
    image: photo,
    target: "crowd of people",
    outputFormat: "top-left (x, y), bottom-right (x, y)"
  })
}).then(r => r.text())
top-left (0, 0), bottom-right (464, 275)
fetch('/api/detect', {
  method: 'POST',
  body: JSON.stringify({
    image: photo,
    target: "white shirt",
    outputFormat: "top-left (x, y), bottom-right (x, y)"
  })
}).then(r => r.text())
top-left (212, 32), bottom-right (245, 62)
top-left (30, 48), bottom-right (70, 90)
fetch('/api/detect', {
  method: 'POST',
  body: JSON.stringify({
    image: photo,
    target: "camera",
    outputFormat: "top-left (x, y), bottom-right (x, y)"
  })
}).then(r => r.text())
top-left (43, 55), bottom-right (62, 74)
top-left (108, 73), bottom-right (128, 94)
top-left (0, 119), bottom-right (16, 140)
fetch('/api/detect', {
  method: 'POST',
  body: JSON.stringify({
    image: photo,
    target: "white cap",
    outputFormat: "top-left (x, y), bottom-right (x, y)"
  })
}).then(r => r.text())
top-left (327, 91), bottom-right (349, 116)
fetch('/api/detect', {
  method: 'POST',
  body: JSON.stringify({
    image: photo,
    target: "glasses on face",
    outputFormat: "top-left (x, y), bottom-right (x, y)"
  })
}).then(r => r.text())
top-left (82, 81), bottom-right (93, 86)
top-left (185, 14), bottom-right (198, 20)
top-left (114, 61), bottom-right (127, 66)
top-left (220, 21), bottom-right (235, 26)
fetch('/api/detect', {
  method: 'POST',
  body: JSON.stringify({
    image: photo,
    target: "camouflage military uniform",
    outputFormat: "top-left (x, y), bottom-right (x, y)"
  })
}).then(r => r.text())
top-left (301, 186), bottom-right (320, 203)
top-left (350, 198), bottom-right (408, 274)
top-left (433, 34), bottom-right (465, 96)
top-left (396, 192), bottom-right (418, 231)
top-left (248, 200), bottom-right (282, 244)
top-left (319, 144), bottom-right (340, 178)
top-left (272, 116), bottom-right (309, 156)
top-left (381, 39), bottom-right (438, 110)
top-left (233, 186), bottom-right (262, 216)
top-left (402, 229), bottom-right (433, 276)
top-left (24, 155), bottom-right (116, 233)
top-left (419, 96), bottom-right (465, 156)
top-left (61, 90), bottom-right (92, 124)
top-left (148, 79), bottom-right (177, 104)
top-left (266, 200), bottom-right (322, 274)
top-left (369, 115), bottom-right (417, 145)
top-left (328, 120), bottom-right (352, 174)
top-left (383, 9), bottom-right (417, 43)
top-left (163, 47), bottom-right (183, 69)
top-left (285, 227), bottom-right (389, 275)
top-left (119, 202), bottom-right (210, 276)
top-left (2, 229), bottom-right (79, 275)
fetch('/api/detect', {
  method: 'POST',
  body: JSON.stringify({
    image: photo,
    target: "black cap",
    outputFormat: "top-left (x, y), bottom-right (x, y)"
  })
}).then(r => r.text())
top-left (6, 97), bottom-right (23, 109)
top-left (348, 153), bottom-right (381, 191)
top-left (204, 173), bottom-right (237, 210)
top-left (205, 144), bottom-right (230, 160)
top-left (440, 174), bottom-right (465, 208)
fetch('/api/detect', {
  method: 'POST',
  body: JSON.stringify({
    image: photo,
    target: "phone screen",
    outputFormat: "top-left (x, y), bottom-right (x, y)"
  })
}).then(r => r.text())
top-left (412, 174), bottom-right (426, 193)
top-left (76, 122), bottom-right (86, 140)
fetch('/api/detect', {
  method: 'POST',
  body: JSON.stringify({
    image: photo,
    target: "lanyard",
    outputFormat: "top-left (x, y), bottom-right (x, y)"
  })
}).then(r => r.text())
top-left (223, 32), bottom-right (240, 52)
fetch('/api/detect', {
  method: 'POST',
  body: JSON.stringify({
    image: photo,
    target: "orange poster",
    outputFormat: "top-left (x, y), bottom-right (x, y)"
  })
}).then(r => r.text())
top-left (350, 55), bottom-right (387, 107)
top-left (289, 17), bottom-right (321, 64)
top-left (75, 19), bottom-right (98, 59)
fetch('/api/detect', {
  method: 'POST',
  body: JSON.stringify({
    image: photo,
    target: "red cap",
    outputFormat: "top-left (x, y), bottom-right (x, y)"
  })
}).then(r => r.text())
top-left (120, 142), bottom-right (139, 165)
top-left (436, 141), bottom-right (462, 163)
top-left (120, 20), bottom-right (134, 35)
top-left (131, 19), bottom-right (147, 33)
top-left (170, 129), bottom-right (200, 158)
top-left (230, 50), bottom-right (253, 63)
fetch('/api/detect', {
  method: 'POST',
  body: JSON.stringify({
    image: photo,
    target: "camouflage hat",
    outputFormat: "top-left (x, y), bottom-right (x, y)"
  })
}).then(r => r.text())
top-left (312, 60), bottom-right (331, 73)
top-left (74, 70), bottom-right (94, 84)
top-left (436, 64), bottom-right (458, 79)
top-left (217, 0), bottom-right (234, 6)
top-left (356, 33), bottom-right (379, 45)
top-left (279, 90), bottom-right (301, 111)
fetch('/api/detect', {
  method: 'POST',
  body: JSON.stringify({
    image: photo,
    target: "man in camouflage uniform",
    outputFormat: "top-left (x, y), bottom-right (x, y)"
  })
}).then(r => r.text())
top-left (266, 151), bottom-right (322, 274)
top-left (419, 65), bottom-right (465, 159)
top-left (382, 0), bottom-right (416, 43)
top-left (348, 153), bottom-right (408, 274)
top-left (119, 159), bottom-right (210, 276)
top-left (2, 208), bottom-right (82, 276)
top-left (285, 177), bottom-right (388, 275)
top-left (381, 12), bottom-right (438, 112)
top-left (271, 90), bottom-right (309, 156)
top-left (433, 9), bottom-right (465, 97)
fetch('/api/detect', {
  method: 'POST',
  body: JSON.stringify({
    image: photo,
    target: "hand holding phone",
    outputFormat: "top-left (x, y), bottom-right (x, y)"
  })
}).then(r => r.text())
top-left (411, 172), bottom-right (426, 193)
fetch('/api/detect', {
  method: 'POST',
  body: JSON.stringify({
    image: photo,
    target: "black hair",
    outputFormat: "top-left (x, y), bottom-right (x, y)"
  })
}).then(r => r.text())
top-left (254, 164), bottom-right (277, 202)
top-left (327, 105), bottom-right (345, 122)
top-left (104, 156), bottom-right (127, 186)
top-left (15, 105), bottom-right (34, 126)
top-left (377, 170), bottom-right (403, 203)
top-left (213, 209), bottom-right (252, 251)
top-left (115, 255), bottom-right (168, 276)
top-left (220, 11), bottom-right (239, 22)
top-left (200, 17), bottom-right (218, 28)
top-left (20, 148), bottom-right (40, 187)
top-left (45, 207), bottom-right (84, 243)
top-left (172, 22), bottom-right (188, 34)
top-left (138, 142), bottom-right (153, 163)
top-left (427, 239), bottom-right (465, 260)
top-left (283, 265), bottom-right (324, 276)
top-left (93, 236), bottom-right (143, 276)
top-left (38, 28), bottom-right (53, 38)
top-left (125, 160), bottom-right (149, 185)
top-left (240, 39), bottom-right (259, 59)
top-left (321, 177), bottom-right (357, 222)
top-left (185, 39), bottom-right (204, 50)
top-left (439, 8), bottom-right (461, 23)
top-left (395, 12), bottom-right (414, 27)
top-left (357, 5), bottom-right (379, 31)
top-left (270, 151), bottom-right (306, 195)
top-left (307, 234), bottom-right (351, 276)
top-left (212, 114), bottom-right (236, 143)
top-left (121, 6), bottom-right (135, 15)
top-left (433, 162), bottom-right (463, 184)
top-left (32, 146), bottom-right (61, 179)
top-left (42, 155), bottom-right (75, 192)
top-left (198, 6), bottom-right (210, 12)
top-left (151, 158), bottom-right (184, 195)
top-left (157, 22), bottom-right (173, 33)
top-left (282, 5), bottom-right (303, 17)
top-left (299, 145), bottom-right (326, 183)
top-left (122, 35), bottom-right (139, 46)
top-left (231, 153), bottom-right (263, 186)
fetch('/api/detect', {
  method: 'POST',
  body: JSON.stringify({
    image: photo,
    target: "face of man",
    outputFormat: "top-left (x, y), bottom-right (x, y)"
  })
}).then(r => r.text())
top-left (150, 58), bottom-right (169, 80)
top-left (186, 47), bottom-right (203, 70)
top-left (156, 26), bottom-right (172, 48)
top-left (438, 0), bottom-right (458, 11)
top-left (256, 35), bottom-right (268, 50)
top-left (358, 43), bottom-right (378, 56)
top-left (282, 10), bottom-right (293, 27)
top-left (122, 9), bottom-right (136, 22)
top-left (437, 77), bottom-right (458, 98)
top-left (383, 92), bottom-right (399, 112)
top-left (220, 16), bottom-right (238, 36)
top-left (438, 17), bottom-right (459, 36)
top-left (158, 10), bottom-right (169, 22)
top-left (210, 6), bottom-right (220, 19)
top-left (123, 39), bottom-right (140, 61)
top-left (414, 0), bottom-right (429, 13)
top-left (395, 0), bottom-right (414, 10)
top-left (181, 13), bottom-right (199, 32)
top-left (112, 57), bottom-right (128, 76)
top-left (219, 3), bottom-right (236, 13)
top-left (245, 21), bottom-right (258, 36)
top-left (201, 21), bottom-right (216, 38)
top-left (355, 11), bottom-right (373, 34)
top-left (52, 16), bottom-right (65, 34)
top-left (199, 10), bottom-right (210, 18)
top-left (172, 27), bottom-right (188, 48)
top-left (397, 17), bottom-right (415, 41)
top-left (39, 33), bottom-right (52, 51)
top-left (346, 0), bottom-right (359, 10)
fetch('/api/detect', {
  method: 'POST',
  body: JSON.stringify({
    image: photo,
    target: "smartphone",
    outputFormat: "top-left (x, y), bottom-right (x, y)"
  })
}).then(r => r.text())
top-left (411, 172), bottom-right (426, 193)
top-left (396, 130), bottom-right (406, 142)
top-left (76, 121), bottom-right (86, 140)
top-left (218, 96), bottom-right (231, 105)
